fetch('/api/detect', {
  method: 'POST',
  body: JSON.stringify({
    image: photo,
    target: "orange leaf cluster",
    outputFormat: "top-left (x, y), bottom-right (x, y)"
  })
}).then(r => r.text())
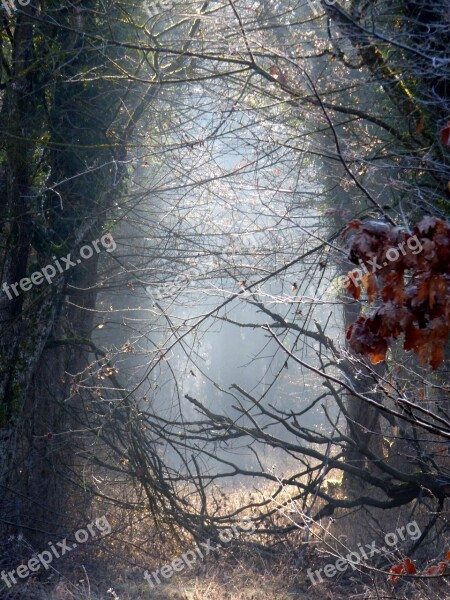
top-left (344, 217), bottom-right (450, 369)
top-left (389, 558), bottom-right (417, 583)
top-left (390, 550), bottom-right (450, 583)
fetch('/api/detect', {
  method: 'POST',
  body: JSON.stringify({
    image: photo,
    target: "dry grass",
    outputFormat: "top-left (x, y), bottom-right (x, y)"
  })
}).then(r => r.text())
top-left (3, 481), bottom-right (449, 600)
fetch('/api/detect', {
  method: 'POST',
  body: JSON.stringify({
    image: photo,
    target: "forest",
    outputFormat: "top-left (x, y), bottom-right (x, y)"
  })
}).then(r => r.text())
top-left (0, 0), bottom-right (449, 598)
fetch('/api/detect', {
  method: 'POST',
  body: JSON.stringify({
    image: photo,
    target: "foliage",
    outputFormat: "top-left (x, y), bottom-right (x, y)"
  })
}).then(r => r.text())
top-left (345, 217), bottom-right (450, 369)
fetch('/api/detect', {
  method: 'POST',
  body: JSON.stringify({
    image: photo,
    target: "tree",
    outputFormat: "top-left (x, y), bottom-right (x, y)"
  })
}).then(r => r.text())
top-left (0, 0), bottom-right (449, 592)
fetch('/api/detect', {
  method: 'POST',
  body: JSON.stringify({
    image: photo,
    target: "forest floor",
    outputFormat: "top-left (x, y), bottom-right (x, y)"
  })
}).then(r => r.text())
top-left (3, 558), bottom-right (417, 600)
top-left (4, 485), bottom-right (448, 599)
top-left (6, 534), bottom-right (441, 600)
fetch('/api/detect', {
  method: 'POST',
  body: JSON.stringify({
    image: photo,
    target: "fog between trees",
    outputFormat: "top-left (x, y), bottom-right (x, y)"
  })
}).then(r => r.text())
top-left (0, 1), bottom-right (449, 597)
